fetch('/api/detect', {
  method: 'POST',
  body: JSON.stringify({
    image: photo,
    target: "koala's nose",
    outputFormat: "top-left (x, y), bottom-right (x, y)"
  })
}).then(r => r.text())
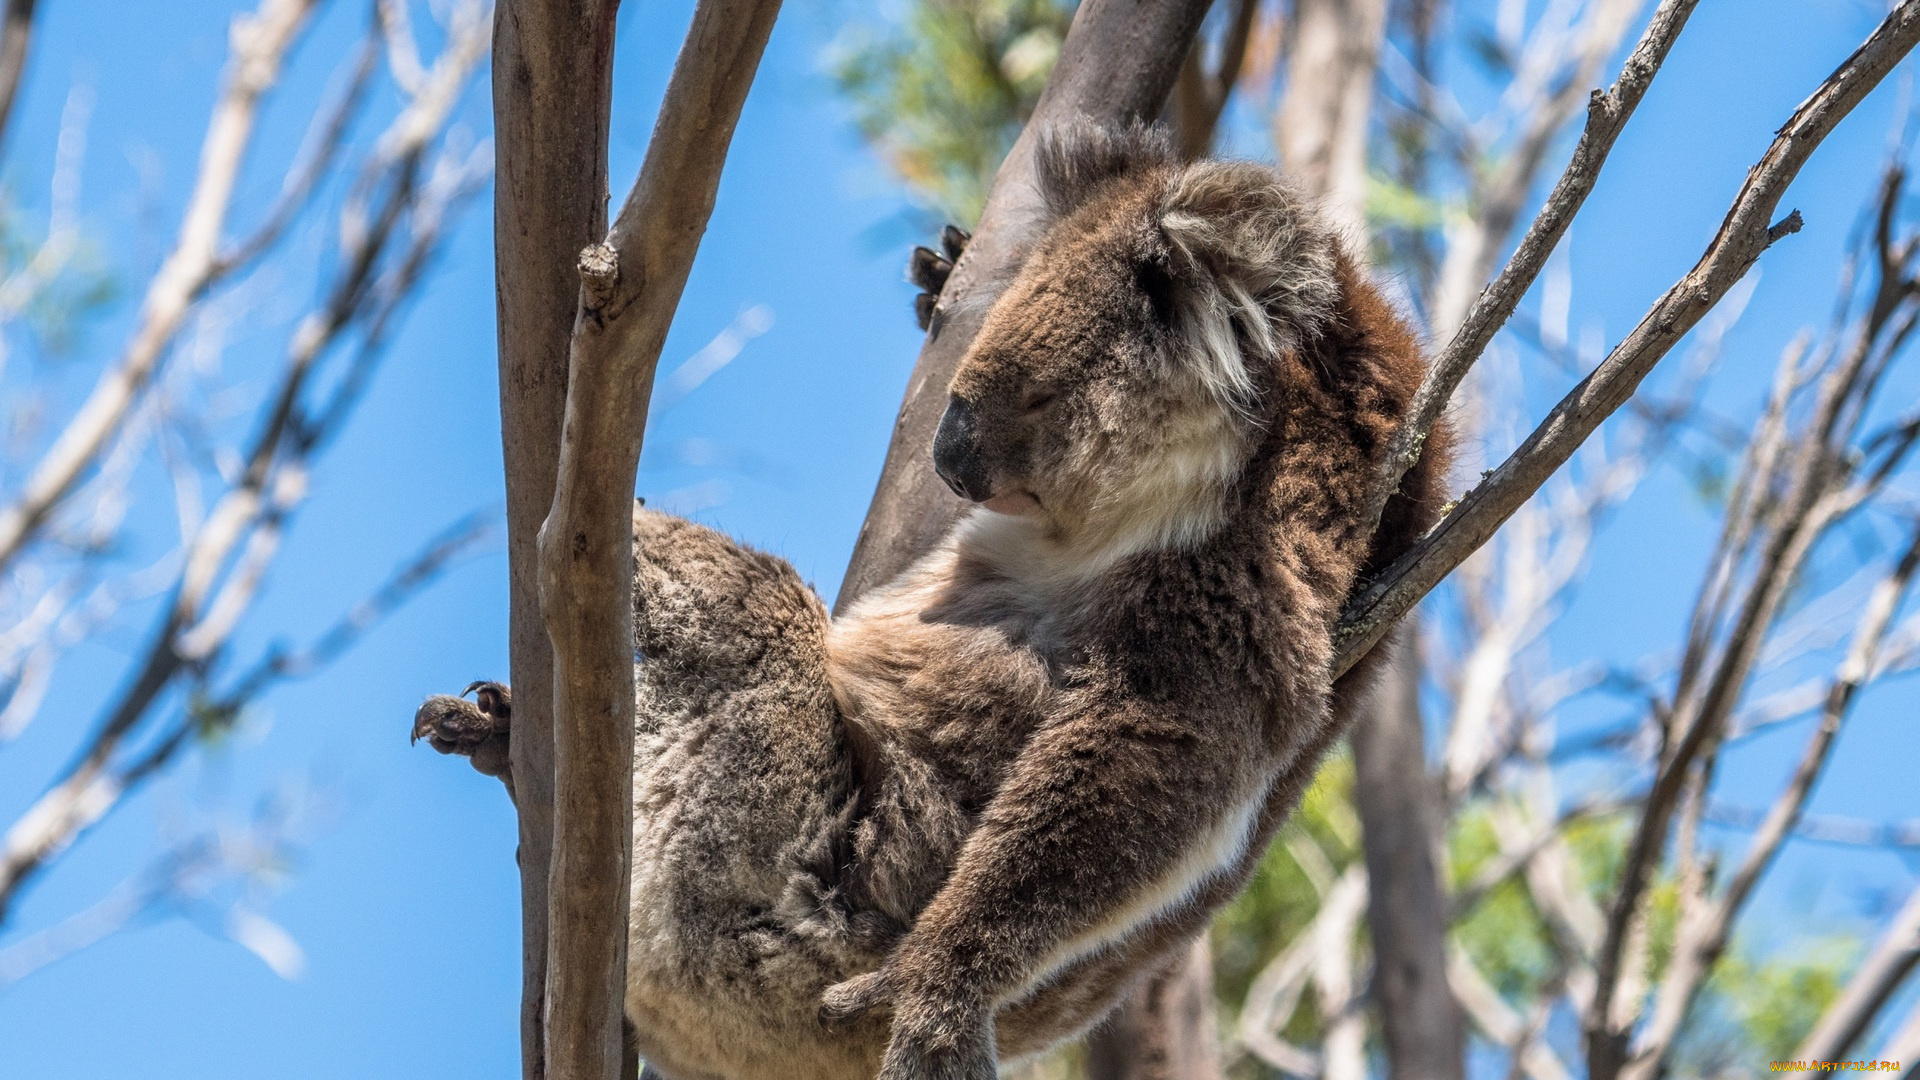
top-left (933, 395), bottom-right (991, 503)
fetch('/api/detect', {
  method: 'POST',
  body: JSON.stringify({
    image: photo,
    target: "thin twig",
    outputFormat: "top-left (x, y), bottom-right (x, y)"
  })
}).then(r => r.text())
top-left (1335, 2), bottom-right (1920, 680)
top-left (1622, 520), bottom-right (1920, 1080)
top-left (1358, 0), bottom-right (1701, 536)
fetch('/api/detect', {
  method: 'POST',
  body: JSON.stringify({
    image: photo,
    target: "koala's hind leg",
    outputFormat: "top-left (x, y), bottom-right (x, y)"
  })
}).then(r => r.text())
top-left (629, 501), bottom-right (855, 902)
top-left (625, 504), bottom-right (869, 1072)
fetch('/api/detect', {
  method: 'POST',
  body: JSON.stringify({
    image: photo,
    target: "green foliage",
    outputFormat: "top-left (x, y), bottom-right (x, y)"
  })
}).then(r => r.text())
top-left (1212, 753), bottom-right (1362, 1025)
top-left (1718, 939), bottom-right (1852, 1060)
top-left (1366, 173), bottom-right (1452, 234)
top-left (1667, 936), bottom-right (1855, 1075)
top-left (830, 0), bottom-right (1072, 225)
top-left (1449, 803), bottom-right (1560, 999)
top-left (0, 191), bottom-right (117, 358)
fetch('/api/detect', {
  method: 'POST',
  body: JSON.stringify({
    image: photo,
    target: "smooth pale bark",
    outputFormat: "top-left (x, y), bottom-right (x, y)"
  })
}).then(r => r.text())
top-left (1351, 634), bottom-right (1466, 1080)
top-left (1084, 938), bottom-right (1224, 1080)
top-left (1277, 2), bottom-right (1469, 1074)
top-left (492, 1), bottom-right (619, 1076)
top-left (1274, 0), bottom-right (1385, 237)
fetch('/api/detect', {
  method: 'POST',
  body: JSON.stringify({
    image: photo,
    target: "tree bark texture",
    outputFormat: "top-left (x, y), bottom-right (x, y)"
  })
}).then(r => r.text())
top-left (1351, 634), bottom-right (1467, 1080)
top-left (493, 1), bottom-right (620, 1077)
top-left (538, 1), bottom-right (781, 1078)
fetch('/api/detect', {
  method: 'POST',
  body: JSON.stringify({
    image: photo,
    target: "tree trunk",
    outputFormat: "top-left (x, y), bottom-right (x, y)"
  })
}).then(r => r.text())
top-left (492, 2), bottom-right (620, 1077)
top-left (1278, 5), bottom-right (1468, 1078)
top-left (1275, 0), bottom-right (1386, 237)
top-left (1085, 938), bottom-right (1224, 1080)
top-left (1351, 633), bottom-right (1467, 1080)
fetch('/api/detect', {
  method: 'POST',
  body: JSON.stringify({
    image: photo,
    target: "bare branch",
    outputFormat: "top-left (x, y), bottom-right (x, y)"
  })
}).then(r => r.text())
top-left (1449, 947), bottom-right (1575, 1080)
top-left (0, 504), bottom-right (490, 921)
top-left (489, 0), bottom-right (620, 1070)
top-left (1355, 0), bottom-right (1699, 542)
top-left (0, 0), bottom-right (321, 575)
top-left (0, 11), bottom-right (489, 925)
top-left (537, 0), bottom-right (781, 1074)
top-left (1583, 132), bottom-right (1920, 1080)
top-left (1233, 866), bottom-right (1368, 1080)
top-left (0, 0), bottom-right (38, 157)
top-left (1448, 798), bottom-right (1626, 924)
top-left (1705, 802), bottom-right (1920, 850)
top-left (217, 32), bottom-right (381, 274)
top-left (1798, 881), bottom-right (1920, 1062)
top-left (1622, 520), bottom-right (1920, 1080)
top-left (1335, 1), bottom-right (1920, 681)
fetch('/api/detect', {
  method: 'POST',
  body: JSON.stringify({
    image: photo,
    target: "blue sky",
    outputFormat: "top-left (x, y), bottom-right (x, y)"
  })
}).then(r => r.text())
top-left (0, 0), bottom-right (1914, 1076)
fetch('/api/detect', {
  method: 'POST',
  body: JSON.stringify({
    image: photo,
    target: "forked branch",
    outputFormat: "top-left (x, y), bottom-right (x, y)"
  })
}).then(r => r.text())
top-left (1334, 0), bottom-right (1920, 679)
top-left (0, 0), bottom-right (321, 575)
top-left (536, 0), bottom-right (782, 1076)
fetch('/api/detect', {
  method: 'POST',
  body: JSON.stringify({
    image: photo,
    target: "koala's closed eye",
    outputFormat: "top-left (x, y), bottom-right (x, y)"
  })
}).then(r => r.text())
top-left (1022, 388), bottom-right (1059, 414)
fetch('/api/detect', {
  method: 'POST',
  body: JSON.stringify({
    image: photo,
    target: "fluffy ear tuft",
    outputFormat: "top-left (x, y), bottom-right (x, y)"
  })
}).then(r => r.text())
top-left (1155, 161), bottom-right (1342, 411)
top-left (1033, 119), bottom-right (1177, 222)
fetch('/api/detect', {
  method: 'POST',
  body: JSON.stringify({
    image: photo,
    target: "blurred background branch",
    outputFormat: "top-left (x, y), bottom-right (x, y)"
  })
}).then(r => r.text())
top-left (0, 0), bottom-right (490, 983)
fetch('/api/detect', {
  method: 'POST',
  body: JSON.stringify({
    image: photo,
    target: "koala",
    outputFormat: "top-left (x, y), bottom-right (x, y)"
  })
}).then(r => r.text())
top-left (416, 123), bottom-right (1450, 1080)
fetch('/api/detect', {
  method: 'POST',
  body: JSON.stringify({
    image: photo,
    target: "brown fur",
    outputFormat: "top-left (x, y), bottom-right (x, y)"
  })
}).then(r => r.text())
top-left (416, 123), bottom-right (1450, 1080)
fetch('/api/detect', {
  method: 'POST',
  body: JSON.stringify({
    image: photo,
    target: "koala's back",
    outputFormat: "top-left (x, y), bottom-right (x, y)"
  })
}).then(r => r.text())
top-left (621, 521), bottom-right (1271, 1080)
top-left (621, 509), bottom-right (876, 1080)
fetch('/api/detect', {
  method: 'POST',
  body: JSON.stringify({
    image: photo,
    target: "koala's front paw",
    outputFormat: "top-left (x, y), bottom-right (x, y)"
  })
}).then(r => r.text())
top-left (412, 680), bottom-right (512, 778)
top-left (877, 1007), bottom-right (995, 1080)
top-left (825, 967), bottom-right (994, 1080)
top-left (909, 224), bottom-right (970, 336)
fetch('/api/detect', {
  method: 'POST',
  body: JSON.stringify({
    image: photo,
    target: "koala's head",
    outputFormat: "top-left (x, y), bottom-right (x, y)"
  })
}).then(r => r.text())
top-left (932, 123), bottom-right (1343, 559)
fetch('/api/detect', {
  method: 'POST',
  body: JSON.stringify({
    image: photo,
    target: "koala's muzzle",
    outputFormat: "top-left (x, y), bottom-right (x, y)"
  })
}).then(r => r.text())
top-left (933, 395), bottom-right (992, 502)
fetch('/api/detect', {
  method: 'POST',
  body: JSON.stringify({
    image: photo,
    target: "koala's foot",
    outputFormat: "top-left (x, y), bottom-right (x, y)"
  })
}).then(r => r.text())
top-left (909, 224), bottom-right (970, 335)
top-left (412, 680), bottom-right (512, 778)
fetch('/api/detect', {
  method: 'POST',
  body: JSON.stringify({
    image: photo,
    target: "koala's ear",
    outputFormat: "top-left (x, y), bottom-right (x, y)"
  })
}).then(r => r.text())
top-left (1033, 120), bottom-right (1176, 223)
top-left (1149, 162), bottom-right (1345, 410)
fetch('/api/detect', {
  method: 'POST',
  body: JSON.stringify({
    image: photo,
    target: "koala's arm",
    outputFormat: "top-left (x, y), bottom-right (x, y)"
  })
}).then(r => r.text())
top-left (825, 700), bottom-right (1252, 1079)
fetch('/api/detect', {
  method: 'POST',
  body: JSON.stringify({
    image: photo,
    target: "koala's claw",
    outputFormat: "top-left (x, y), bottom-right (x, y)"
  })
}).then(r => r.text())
top-left (412, 680), bottom-right (512, 778)
top-left (909, 225), bottom-right (971, 335)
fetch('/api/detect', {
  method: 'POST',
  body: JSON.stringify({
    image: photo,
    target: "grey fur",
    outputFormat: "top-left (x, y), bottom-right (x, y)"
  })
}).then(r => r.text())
top-left (422, 124), bottom-right (1451, 1080)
